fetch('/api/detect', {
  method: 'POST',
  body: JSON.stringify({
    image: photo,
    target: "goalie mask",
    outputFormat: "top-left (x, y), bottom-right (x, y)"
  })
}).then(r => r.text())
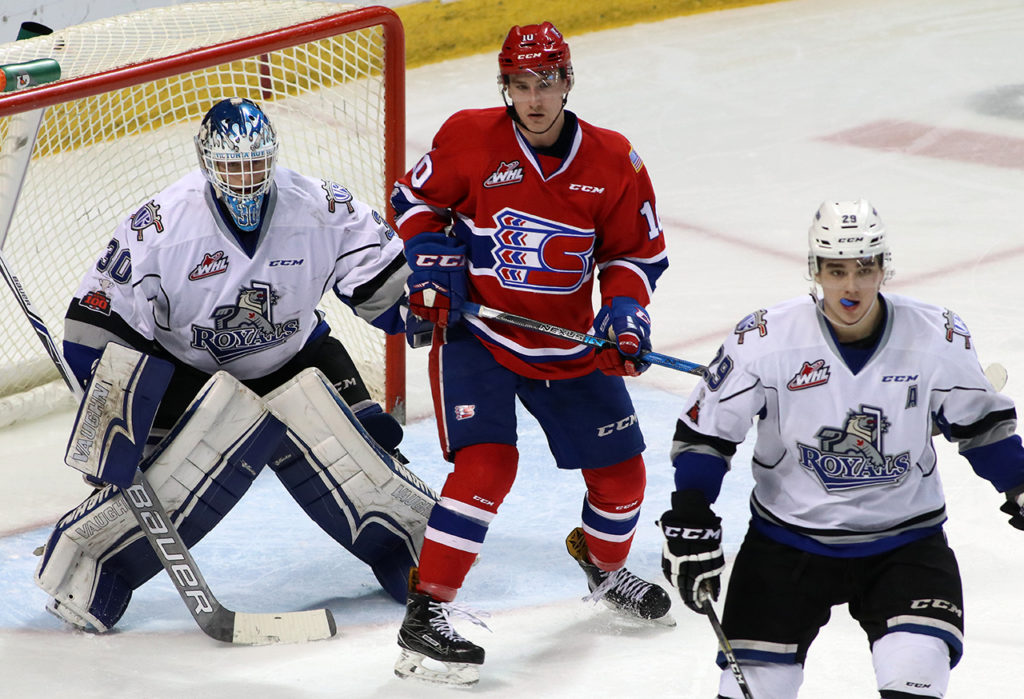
top-left (807, 199), bottom-right (893, 281)
top-left (195, 97), bottom-right (278, 231)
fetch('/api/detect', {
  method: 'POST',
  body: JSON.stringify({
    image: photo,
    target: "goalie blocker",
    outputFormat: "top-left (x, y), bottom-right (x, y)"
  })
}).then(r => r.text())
top-left (37, 346), bottom-right (437, 631)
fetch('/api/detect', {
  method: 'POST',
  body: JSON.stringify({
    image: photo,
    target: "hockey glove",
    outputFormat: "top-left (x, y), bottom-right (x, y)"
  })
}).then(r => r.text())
top-left (404, 232), bottom-right (468, 328)
top-left (659, 489), bottom-right (724, 614)
top-left (1000, 486), bottom-right (1024, 531)
top-left (593, 297), bottom-right (652, 377)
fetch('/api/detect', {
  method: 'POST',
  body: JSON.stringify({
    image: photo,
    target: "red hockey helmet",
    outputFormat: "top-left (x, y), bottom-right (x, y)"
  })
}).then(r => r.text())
top-left (497, 22), bottom-right (573, 88)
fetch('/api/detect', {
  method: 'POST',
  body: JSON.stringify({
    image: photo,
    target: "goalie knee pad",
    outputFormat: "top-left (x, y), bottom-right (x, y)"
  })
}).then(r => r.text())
top-left (873, 631), bottom-right (950, 697)
top-left (719, 661), bottom-right (802, 699)
top-left (35, 372), bottom-right (285, 631)
top-left (264, 368), bottom-right (438, 603)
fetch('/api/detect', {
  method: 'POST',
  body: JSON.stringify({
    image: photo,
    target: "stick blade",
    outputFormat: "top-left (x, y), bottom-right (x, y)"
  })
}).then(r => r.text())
top-left (229, 609), bottom-right (337, 645)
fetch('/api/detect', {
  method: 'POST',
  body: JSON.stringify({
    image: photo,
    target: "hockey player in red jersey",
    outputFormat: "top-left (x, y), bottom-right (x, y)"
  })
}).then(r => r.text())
top-left (391, 22), bottom-right (671, 686)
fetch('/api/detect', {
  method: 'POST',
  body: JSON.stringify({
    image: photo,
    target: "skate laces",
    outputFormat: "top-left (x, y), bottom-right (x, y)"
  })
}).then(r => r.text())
top-left (428, 600), bottom-right (492, 640)
top-left (583, 567), bottom-right (652, 606)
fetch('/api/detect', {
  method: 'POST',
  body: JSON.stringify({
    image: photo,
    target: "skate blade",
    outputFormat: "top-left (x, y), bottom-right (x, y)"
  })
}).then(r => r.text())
top-left (394, 648), bottom-right (480, 687)
top-left (598, 600), bottom-right (677, 628)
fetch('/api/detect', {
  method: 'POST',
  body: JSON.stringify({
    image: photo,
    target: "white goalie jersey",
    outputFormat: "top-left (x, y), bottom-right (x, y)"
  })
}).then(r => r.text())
top-left (65, 168), bottom-right (408, 380)
top-left (675, 294), bottom-right (1017, 551)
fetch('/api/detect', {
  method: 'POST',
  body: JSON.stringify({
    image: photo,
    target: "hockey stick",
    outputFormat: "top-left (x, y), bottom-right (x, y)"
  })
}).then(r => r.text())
top-left (700, 588), bottom-right (755, 699)
top-left (1, 36), bottom-right (334, 646)
top-left (460, 301), bottom-right (707, 376)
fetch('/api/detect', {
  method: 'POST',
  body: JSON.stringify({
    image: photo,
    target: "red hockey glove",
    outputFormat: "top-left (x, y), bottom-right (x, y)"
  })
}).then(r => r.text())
top-left (404, 233), bottom-right (468, 328)
top-left (593, 297), bottom-right (652, 377)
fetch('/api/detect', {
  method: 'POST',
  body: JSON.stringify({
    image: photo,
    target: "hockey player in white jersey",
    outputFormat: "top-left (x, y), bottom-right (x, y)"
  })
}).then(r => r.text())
top-left (34, 97), bottom-right (437, 633)
top-left (659, 200), bottom-right (1024, 698)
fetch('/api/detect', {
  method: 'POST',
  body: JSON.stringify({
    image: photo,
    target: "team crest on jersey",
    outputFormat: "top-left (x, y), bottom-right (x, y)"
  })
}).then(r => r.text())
top-left (130, 200), bottom-right (164, 241)
top-left (490, 208), bottom-right (594, 292)
top-left (188, 251), bottom-right (229, 281)
top-left (734, 309), bottom-right (767, 344)
top-left (454, 404), bottom-right (476, 420)
top-left (483, 160), bottom-right (524, 188)
top-left (787, 359), bottom-right (831, 391)
top-left (190, 280), bottom-right (300, 364)
top-left (943, 309), bottom-right (971, 349)
top-left (796, 404), bottom-right (912, 491)
top-left (322, 180), bottom-right (355, 214)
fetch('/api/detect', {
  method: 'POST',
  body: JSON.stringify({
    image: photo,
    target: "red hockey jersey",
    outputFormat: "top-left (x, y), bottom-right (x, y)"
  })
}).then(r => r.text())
top-left (393, 107), bottom-right (668, 379)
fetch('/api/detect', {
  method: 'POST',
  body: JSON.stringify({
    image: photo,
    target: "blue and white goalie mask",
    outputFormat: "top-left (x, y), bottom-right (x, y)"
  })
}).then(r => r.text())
top-left (195, 97), bottom-right (279, 231)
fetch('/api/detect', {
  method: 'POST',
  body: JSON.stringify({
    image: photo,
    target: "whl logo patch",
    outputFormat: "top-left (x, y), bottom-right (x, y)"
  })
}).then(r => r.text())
top-left (483, 160), bottom-right (524, 188)
top-left (787, 359), bottom-right (831, 391)
top-left (189, 251), bottom-right (228, 281)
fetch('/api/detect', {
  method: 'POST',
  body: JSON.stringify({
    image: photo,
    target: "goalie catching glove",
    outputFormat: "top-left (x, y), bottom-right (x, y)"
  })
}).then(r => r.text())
top-left (659, 489), bottom-right (724, 614)
top-left (593, 296), bottom-right (652, 377)
top-left (404, 232), bottom-right (468, 328)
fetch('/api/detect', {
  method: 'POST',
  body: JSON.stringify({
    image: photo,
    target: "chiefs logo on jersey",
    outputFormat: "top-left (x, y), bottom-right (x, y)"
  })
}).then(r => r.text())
top-left (490, 208), bottom-right (594, 292)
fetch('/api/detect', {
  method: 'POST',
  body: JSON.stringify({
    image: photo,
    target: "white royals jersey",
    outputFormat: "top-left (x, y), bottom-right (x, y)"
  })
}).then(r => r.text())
top-left (676, 293), bottom-right (1016, 546)
top-left (65, 168), bottom-right (407, 380)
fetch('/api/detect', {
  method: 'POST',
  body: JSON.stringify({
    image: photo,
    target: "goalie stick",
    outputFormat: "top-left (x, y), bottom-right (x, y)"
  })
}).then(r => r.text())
top-left (460, 301), bottom-right (707, 376)
top-left (0, 29), bottom-right (334, 645)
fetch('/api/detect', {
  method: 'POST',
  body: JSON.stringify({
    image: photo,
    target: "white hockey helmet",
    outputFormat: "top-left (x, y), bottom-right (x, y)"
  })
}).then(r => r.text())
top-left (807, 199), bottom-right (893, 281)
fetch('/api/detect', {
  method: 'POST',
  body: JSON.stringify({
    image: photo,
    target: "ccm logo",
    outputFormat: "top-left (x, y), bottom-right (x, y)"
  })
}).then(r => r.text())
top-left (837, 237), bottom-right (864, 243)
top-left (597, 413), bottom-right (637, 436)
top-left (269, 259), bottom-right (304, 267)
top-left (414, 253), bottom-right (463, 268)
top-left (882, 375), bottom-right (918, 382)
top-left (570, 183), bottom-right (605, 193)
top-left (663, 526), bottom-right (721, 541)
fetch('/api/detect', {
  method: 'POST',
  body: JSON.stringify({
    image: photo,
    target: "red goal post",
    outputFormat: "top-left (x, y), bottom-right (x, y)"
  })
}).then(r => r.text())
top-left (0, 2), bottom-right (407, 424)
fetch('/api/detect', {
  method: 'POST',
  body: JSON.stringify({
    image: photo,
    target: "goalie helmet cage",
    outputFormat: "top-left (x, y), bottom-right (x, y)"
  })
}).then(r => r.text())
top-left (0, 1), bottom-right (406, 422)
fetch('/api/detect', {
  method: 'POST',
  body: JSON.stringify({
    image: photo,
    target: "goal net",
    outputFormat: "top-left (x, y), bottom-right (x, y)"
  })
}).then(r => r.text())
top-left (0, 1), bottom-right (406, 426)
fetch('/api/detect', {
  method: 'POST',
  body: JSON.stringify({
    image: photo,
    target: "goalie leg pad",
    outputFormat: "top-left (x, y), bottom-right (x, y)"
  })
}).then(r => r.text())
top-left (264, 368), bottom-right (438, 602)
top-left (64, 342), bottom-right (174, 487)
top-left (36, 372), bottom-right (286, 631)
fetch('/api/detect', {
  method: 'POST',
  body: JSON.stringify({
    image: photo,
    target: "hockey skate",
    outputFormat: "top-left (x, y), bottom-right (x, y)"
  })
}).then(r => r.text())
top-left (395, 591), bottom-right (488, 687)
top-left (566, 527), bottom-right (674, 625)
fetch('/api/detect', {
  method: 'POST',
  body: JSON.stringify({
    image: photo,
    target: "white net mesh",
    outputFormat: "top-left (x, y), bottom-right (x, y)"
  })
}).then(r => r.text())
top-left (0, 1), bottom-right (401, 416)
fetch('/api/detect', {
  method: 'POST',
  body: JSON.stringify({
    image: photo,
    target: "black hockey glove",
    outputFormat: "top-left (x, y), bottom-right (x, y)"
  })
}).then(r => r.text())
top-left (659, 489), bottom-right (724, 615)
top-left (1000, 486), bottom-right (1024, 531)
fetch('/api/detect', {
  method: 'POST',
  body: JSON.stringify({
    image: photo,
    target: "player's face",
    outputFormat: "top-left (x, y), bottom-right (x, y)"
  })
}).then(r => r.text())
top-left (506, 71), bottom-right (568, 144)
top-left (815, 257), bottom-right (885, 332)
top-left (214, 157), bottom-right (271, 196)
